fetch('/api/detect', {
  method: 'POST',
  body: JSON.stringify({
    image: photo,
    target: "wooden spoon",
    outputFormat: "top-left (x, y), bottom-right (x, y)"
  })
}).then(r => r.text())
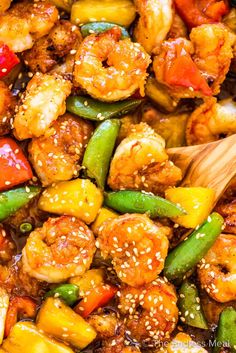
top-left (167, 134), bottom-right (236, 204)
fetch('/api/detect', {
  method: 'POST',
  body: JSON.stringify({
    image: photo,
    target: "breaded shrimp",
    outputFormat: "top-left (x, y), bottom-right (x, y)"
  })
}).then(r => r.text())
top-left (108, 123), bottom-right (182, 195)
top-left (22, 216), bottom-right (96, 283)
top-left (198, 234), bottom-right (236, 302)
top-left (119, 278), bottom-right (178, 344)
top-left (0, 0), bottom-right (11, 13)
top-left (0, 1), bottom-right (58, 52)
top-left (73, 27), bottom-right (150, 102)
top-left (23, 20), bottom-right (82, 74)
top-left (186, 97), bottom-right (236, 145)
top-left (28, 113), bottom-right (93, 186)
top-left (133, 0), bottom-right (173, 54)
top-left (190, 24), bottom-right (235, 95)
top-left (0, 81), bottom-right (15, 136)
top-left (97, 214), bottom-right (170, 287)
top-left (13, 73), bottom-right (72, 140)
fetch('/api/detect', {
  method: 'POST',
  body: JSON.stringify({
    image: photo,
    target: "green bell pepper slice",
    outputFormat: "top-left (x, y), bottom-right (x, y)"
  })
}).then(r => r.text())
top-left (80, 22), bottom-right (130, 38)
top-left (0, 186), bottom-right (41, 221)
top-left (82, 119), bottom-right (120, 189)
top-left (178, 280), bottom-right (208, 329)
top-left (164, 212), bottom-right (224, 281)
top-left (66, 96), bottom-right (142, 121)
top-left (45, 284), bottom-right (79, 306)
top-left (104, 190), bottom-right (186, 218)
top-left (214, 307), bottom-right (236, 353)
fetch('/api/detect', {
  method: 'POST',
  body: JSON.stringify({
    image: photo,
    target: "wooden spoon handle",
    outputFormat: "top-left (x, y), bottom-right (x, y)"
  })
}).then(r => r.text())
top-left (168, 134), bottom-right (236, 204)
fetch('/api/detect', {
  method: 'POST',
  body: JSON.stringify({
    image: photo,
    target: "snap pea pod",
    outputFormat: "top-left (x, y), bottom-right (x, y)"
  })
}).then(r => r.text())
top-left (0, 186), bottom-right (41, 221)
top-left (80, 22), bottom-right (130, 38)
top-left (214, 307), bottom-right (236, 353)
top-left (164, 212), bottom-right (224, 281)
top-left (82, 119), bottom-right (120, 189)
top-left (66, 96), bottom-right (142, 121)
top-left (45, 284), bottom-right (79, 306)
top-left (178, 280), bottom-right (208, 329)
top-left (104, 190), bottom-right (186, 218)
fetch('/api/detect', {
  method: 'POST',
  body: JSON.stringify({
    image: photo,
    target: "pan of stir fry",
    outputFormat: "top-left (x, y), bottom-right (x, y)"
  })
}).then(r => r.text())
top-left (0, 0), bottom-right (235, 352)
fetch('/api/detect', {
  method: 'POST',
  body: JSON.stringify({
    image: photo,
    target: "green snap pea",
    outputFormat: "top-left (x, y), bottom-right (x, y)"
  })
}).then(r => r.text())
top-left (214, 307), bottom-right (236, 353)
top-left (45, 284), bottom-right (79, 306)
top-left (164, 212), bottom-right (224, 281)
top-left (66, 96), bottom-right (142, 121)
top-left (178, 280), bottom-right (208, 329)
top-left (80, 22), bottom-right (130, 38)
top-left (104, 190), bottom-right (186, 218)
top-left (82, 119), bottom-right (120, 189)
top-left (0, 186), bottom-right (41, 221)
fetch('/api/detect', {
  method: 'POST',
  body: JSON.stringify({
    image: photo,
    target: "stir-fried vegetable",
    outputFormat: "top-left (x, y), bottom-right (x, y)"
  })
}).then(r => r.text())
top-left (45, 284), bottom-right (79, 306)
top-left (49, 0), bottom-right (73, 12)
top-left (2, 322), bottom-right (74, 353)
top-left (0, 43), bottom-right (19, 78)
top-left (178, 280), bottom-right (208, 329)
top-left (104, 190), bottom-right (186, 218)
top-left (36, 298), bottom-right (97, 349)
top-left (71, 0), bottom-right (136, 27)
top-left (0, 288), bottom-right (9, 344)
top-left (165, 187), bottom-right (215, 228)
top-left (164, 212), bottom-right (224, 281)
top-left (80, 22), bottom-right (130, 38)
top-left (83, 119), bottom-right (120, 188)
top-left (91, 207), bottom-right (118, 233)
top-left (38, 178), bottom-right (103, 224)
top-left (0, 137), bottom-right (33, 191)
top-left (0, 186), bottom-right (41, 221)
top-left (214, 307), bottom-right (236, 353)
top-left (66, 96), bottom-right (142, 121)
top-left (69, 269), bottom-right (105, 293)
top-left (74, 284), bottom-right (117, 317)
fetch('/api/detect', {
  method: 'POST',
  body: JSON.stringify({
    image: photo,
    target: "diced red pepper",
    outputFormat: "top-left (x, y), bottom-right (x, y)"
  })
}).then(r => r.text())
top-left (5, 296), bottom-right (37, 337)
top-left (174, 0), bottom-right (229, 29)
top-left (164, 41), bottom-right (212, 96)
top-left (0, 43), bottom-right (19, 78)
top-left (74, 284), bottom-right (117, 318)
top-left (0, 137), bottom-right (33, 191)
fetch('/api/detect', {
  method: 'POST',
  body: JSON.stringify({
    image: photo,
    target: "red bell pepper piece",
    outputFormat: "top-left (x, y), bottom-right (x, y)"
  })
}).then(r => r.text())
top-left (0, 137), bottom-right (33, 191)
top-left (164, 41), bottom-right (212, 96)
top-left (0, 42), bottom-right (19, 78)
top-left (74, 284), bottom-right (117, 318)
top-left (174, 0), bottom-right (229, 29)
top-left (5, 296), bottom-right (37, 337)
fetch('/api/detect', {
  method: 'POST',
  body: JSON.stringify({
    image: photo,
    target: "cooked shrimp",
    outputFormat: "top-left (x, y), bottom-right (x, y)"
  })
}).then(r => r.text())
top-left (119, 277), bottom-right (178, 344)
top-left (28, 113), bottom-right (93, 186)
top-left (133, 0), bottom-right (173, 54)
top-left (23, 20), bottom-right (82, 74)
top-left (190, 24), bottom-right (235, 95)
top-left (0, 81), bottom-right (15, 137)
top-left (216, 199), bottom-right (236, 235)
top-left (186, 97), bottom-right (236, 145)
top-left (198, 234), bottom-right (236, 302)
top-left (13, 73), bottom-right (72, 140)
top-left (0, 226), bottom-right (15, 264)
top-left (108, 123), bottom-right (182, 195)
top-left (0, 1), bottom-right (58, 52)
top-left (0, 0), bottom-right (11, 13)
top-left (73, 27), bottom-right (150, 102)
top-left (22, 216), bottom-right (96, 283)
top-left (97, 213), bottom-right (170, 287)
top-left (167, 13), bottom-right (187, 39)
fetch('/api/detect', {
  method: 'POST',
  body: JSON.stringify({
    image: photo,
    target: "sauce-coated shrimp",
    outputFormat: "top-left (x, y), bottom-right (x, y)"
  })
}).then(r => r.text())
top-left (73, 27), bottom-right (150, 102)
top-left (28, 113), bottom-right (93, 186)
top-left (13, 73), bottom-right (72, 140)
top-left (198, 234), bottom-right (236, 302)
top-left (133, 0), bottom-right (173, 54)
top-left (118, 277), bottom-right (178, 344)
top-left (186, 97), bottom-right (236, 145)
top-left (0, 81), bottom-right (15, 137)
top-left (22, 216), bottom-right (96, 283)
top-left (0, 226), bottom-right (15, 264)
top-left (108, 123), bottom-right (182, 195)
top-left (97, 214), bottom-right (170, 287)
top-left (0, 0), bottom-right (58, 52)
